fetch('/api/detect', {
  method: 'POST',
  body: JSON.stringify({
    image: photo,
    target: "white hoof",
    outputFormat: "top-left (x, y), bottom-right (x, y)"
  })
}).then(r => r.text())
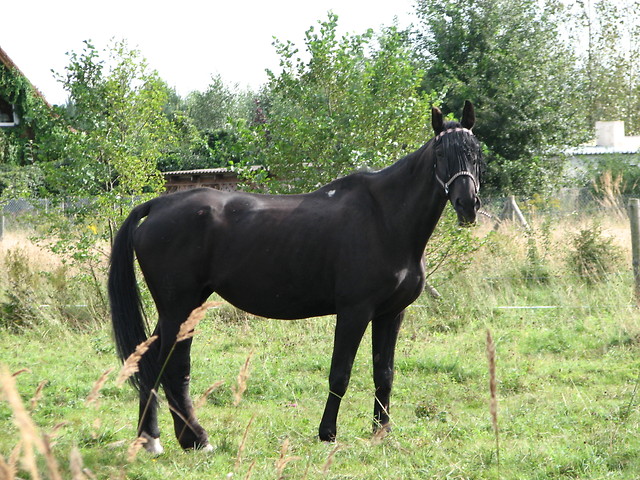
top-left (140, 433), bottom-right (164, 455)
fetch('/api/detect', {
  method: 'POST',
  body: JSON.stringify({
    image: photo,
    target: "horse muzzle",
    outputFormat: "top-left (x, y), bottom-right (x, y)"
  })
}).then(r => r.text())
top-left (453, 196), bottom-right (481, 226)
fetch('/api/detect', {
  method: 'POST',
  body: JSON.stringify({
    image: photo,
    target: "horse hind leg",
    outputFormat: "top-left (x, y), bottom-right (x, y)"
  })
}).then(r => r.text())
top-left (371, 311), bottom-right (404, 434)
top-left (135, 328), bottom-right (164, 454)
top-left (161, 337), bottom-right (211, 450)
top-left (318, 308), bottom-right (371, 441)
top-left (156, 297), bottom-right (213, 450)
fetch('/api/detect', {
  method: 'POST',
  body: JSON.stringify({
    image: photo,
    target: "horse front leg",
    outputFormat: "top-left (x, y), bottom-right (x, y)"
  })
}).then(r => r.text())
top-left (318, 309), bottom-right (371, 442)
top-left (371, 310), bottom-right (404, 434)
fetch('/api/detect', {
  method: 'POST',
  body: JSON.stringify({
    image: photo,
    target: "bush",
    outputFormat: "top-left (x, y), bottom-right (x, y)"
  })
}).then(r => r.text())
top-left (566, 223), bottom-right (624, 284)
top-left (0, 246), bottom-right (104, 330)
top-left (0, 248), bottom-right (40, 328)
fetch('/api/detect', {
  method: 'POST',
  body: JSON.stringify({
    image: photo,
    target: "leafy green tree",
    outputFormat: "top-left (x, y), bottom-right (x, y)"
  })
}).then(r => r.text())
top-left (51, 39), bottom-right (176, 200)
top-left (186, 74), bottom-right (254, 131)
top-left (569, 0), bottom-right (640, 135)
top-left (415, 0), bottom-right (587, 196)
top-left (257, 14), bottom-right (437, 193)
top-left (158, 75), bottom-right (260, 171)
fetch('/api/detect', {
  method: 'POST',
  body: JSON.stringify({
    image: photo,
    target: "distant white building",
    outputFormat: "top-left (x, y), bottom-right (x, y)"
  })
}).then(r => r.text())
top-left (569, 121), bottom-right (640, 155)
top-left (565, 121), bottom-right (640, 181)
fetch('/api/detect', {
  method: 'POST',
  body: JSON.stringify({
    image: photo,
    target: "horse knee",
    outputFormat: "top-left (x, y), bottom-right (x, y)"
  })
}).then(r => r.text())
top-left (328, 373), bottom-right (350, 397)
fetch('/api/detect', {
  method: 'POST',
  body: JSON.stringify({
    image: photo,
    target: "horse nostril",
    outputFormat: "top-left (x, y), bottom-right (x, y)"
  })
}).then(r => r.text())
top-left (455, 197), bottom-right (476, 212)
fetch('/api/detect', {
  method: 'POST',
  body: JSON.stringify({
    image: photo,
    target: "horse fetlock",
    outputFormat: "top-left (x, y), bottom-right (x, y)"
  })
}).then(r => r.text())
top-left (373, 421), bottom-right (392, 435)
top-left (176, 426), bottom-right (210, 450)
top-left (140, 432), bottom-right (164, 455)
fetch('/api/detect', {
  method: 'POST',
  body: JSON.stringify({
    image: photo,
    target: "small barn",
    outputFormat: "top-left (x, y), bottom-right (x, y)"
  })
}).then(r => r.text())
top-left (163, 166), bottom-right (265, 193)
top-left (163, 168), bottom-right (242, 192)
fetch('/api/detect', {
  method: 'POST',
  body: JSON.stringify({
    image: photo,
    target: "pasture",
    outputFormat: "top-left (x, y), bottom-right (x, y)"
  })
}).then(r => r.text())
top-left (1, 204), bottom-right (640, 479)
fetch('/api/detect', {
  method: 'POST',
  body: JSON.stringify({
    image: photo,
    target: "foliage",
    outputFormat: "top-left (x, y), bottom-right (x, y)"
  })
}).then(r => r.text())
top-left (582, 154), bottom-right (640, 197)
top-left (258, 14), bottom-right (436, 193)
top-left (186, 75), bottom-right (254, 133)
top-left (158, 79), bottom-right (261, 172)
top-left (0, 248), bottom-right (39, 328)
top-left (425, 207), bottom-right (492, 282)
top-left (566, 222), bottom-right (624, 284)
top-left (50, 40), bottom-right (174, 199)
top-left (0, 61), bottom-right (66, 197)
top-left (415, 0), bottom-right (588, 197)
top-left (0, 247), bottom-right (100, 330)
top-left (0, 164), bottom-right (45, 199)
top-left (568, 0), bottom-right (640, 135)
top-left (521, 223), bottom-right (552, 285)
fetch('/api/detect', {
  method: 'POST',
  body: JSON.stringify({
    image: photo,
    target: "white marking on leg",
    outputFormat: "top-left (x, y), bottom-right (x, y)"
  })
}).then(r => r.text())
top-left (141, 432), bottom-right (164, 455)
top-left (201, 443), bottom-right (215, 453)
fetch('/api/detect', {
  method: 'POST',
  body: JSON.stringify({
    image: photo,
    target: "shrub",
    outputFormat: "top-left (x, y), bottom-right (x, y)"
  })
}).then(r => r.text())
top-left (566, 223), bottom-right (624, 284)
top-left (0, 248), bottom-right (40, 328)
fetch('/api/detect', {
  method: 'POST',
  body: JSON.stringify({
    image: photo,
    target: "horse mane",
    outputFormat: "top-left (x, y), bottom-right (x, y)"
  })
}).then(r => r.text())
top-left (436, 120), bottom-right (486, 180)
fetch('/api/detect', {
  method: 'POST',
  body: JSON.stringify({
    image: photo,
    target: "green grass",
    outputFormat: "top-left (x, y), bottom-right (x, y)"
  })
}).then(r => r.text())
top-left (2, 288), bottom-right (640, 479)
top-left (2, 216), bottom-right (640, 478)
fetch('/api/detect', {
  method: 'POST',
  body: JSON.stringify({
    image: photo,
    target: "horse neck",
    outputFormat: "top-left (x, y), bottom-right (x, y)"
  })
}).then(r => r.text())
top-left (370, 142), bottom-right (448, 253)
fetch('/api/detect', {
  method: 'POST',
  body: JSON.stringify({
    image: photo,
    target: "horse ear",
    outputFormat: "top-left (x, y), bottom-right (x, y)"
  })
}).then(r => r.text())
top-left (432, 106), bottom-right (444, 134)
top-left (461, 100), bottom-right (475, 130)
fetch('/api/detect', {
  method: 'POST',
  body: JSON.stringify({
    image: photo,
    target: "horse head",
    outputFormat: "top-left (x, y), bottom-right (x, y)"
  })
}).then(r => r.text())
top-left (432, 101), bottom-right (482, 225)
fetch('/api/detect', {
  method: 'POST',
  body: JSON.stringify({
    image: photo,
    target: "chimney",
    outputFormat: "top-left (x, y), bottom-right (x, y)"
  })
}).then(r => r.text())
top-left (595, 121), bottom-right (625, 148)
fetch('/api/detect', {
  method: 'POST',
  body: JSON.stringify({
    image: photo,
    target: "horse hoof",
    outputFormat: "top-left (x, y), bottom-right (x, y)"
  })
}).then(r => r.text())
top-left (200, 443), bottom-right (214, 453)
top-left (141, 433), bottom-right (164, 455)
top-left (318, 430), bottom-right (336, 443)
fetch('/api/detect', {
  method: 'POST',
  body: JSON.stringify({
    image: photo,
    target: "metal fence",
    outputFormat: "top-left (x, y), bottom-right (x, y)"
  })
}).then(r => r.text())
top-left (0, 188), bottom-right (634, 240)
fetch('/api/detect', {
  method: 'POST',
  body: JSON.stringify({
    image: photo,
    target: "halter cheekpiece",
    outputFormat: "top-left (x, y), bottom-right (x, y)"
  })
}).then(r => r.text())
top-left (434, 127), bottom-right (479, 196)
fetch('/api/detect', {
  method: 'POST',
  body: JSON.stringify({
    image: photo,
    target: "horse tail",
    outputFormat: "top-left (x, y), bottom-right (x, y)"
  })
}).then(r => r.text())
top-left (108, 200), bottom-right (154, 390)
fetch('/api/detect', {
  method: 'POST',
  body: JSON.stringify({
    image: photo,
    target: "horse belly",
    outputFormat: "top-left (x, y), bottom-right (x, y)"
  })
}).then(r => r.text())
top-left (216, 279), bottom-right (336, 320)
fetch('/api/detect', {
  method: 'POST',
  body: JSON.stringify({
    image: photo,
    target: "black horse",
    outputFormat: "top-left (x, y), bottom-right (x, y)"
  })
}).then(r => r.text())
top-left (108, 101), bottom-right (482, 453)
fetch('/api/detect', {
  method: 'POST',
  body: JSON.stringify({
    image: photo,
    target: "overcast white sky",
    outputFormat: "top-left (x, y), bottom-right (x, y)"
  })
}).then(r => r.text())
top-left (3, 0), bottom-right (417, 105)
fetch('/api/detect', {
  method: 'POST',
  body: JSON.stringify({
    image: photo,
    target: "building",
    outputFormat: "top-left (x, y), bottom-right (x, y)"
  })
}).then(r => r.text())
top-left (163, 166), bottom-right (265, 193)
top-left (573, 121), bottom-right (640, 155)
top-left (0, 46), bottom-right (51, 128)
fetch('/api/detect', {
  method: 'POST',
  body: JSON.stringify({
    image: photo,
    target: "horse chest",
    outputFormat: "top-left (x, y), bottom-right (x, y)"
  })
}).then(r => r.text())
top-left (392, 264), bottom-right (423, 293)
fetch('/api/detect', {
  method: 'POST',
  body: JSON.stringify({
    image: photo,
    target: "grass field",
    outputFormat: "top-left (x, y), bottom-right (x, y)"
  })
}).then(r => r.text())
top-left (1, 210), bottom-right (640, 479)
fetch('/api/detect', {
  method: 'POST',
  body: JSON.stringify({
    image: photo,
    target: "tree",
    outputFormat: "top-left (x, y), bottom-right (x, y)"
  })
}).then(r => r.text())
top-left (569, 0), bottom-right (640, 135)
top-left (51, 39), bottom-right (176, 200)
top-left (257, 14), bottom-right (437, 193)
top-left (157, 76), bottom-right (261, 172)
top-left (415, 0), bottom-right (587, 196)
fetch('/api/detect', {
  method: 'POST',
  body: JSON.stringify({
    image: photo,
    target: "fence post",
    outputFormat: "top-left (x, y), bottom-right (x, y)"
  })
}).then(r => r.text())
top-left (628, 198), bottom-right (640, 304)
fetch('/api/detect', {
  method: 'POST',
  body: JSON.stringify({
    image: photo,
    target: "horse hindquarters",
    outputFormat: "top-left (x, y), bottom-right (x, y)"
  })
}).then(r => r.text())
top-left (137, 262), bottom-right (214, 450)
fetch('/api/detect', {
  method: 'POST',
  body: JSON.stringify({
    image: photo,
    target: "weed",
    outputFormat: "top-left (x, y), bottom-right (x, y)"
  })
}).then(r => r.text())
top-left (1, 248), bottom-right (40, 328)
top-left (567, 223), bottom-right (624, 284)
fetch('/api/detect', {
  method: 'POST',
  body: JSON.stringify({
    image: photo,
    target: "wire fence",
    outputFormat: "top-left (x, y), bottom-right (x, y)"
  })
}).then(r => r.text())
top-left (0, 188), bottom-right (635, 239)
